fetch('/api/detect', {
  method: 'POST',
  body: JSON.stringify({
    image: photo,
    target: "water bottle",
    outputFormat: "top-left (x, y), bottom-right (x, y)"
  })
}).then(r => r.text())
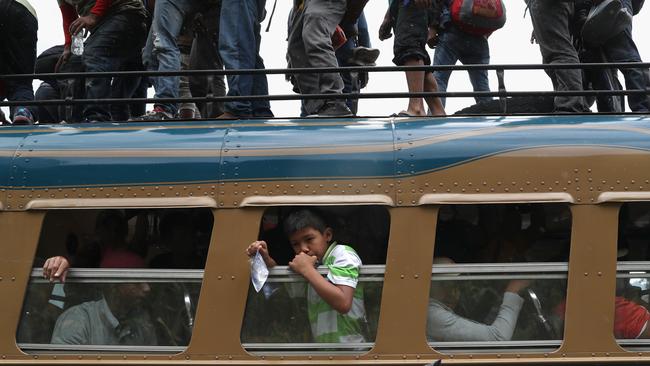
top-left (72, 32), bottom-right (84, 56)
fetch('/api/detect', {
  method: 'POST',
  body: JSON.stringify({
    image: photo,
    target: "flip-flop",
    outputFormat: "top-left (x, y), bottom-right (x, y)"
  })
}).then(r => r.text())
top-left (390, 111), bottom-right (416, 117)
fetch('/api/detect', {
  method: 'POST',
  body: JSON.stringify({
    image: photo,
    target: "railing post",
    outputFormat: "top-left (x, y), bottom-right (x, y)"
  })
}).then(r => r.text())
top-left (497, 68), bottom-right (507, 113)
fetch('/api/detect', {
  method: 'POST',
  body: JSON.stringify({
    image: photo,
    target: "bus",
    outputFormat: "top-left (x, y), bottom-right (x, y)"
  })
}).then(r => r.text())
top-left (1, 104), bottom-right (650, 364)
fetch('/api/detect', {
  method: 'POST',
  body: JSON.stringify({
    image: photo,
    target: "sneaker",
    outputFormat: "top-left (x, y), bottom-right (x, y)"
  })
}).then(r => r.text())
top-left (308, 103), bottom-right (353, 118)
top-left (0, 110), bottom-right (8, 125)
top-left (348, 47), bottom-right (380, 66)
top-left (12, 107), bottom-right (34, 125)
top-left (129, 106), bottom-right (174, 121)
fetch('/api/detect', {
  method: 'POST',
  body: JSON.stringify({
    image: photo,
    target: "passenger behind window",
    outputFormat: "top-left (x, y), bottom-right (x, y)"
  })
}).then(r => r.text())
top-left (246, 209), bottom-right (367, 343)
top-left (149, 211), bottom-right (207, 269)
top-left (42, 210), bottom-right (146, 282)
top-left (51, 280), bottom-right (156, 345)
top-left (427, 257), bottom-right (529, 342)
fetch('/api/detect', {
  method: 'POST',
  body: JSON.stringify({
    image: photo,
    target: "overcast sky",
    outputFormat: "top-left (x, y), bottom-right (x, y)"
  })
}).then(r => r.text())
top-left (9, 1), bottom-right (650, 118)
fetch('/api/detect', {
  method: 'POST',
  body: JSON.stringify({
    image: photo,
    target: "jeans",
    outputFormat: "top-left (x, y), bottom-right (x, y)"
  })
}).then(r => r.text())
top-left (219, 0), bottom-right (272, 117)
top-left (0, 0), bottom-right (38, 119)
top-left (142, 0), bottom-right (203, 115)
top-left (600, 0), bottom-right (650, 112)
top-left (84, 11), bottom-right (146, 121)
top-left (529, 0), bottom-right (590, 112)
top-left (288, 0), bottom-right (347, 115)
top-left (190, 4), bottom-right (227, 118)
top-left (433, 24), bottom-right (491, 107)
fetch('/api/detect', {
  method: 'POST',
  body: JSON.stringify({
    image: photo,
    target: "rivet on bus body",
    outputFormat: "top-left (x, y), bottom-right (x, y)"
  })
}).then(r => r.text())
top-left (584, 272), bottom-right (588, 276)
top-left (446, 189), bottom-right (451, 193)
top-left (449, 354), bottom-right (454, 358)
top-left (461, 189), bottom-right (466, 193)
top-left (186, 355), bottom-right (191, 360)
top-left (416, 355), bottom-right (421, 359)
top-left (483, 182), bottom-right (488, 186)
top-left (231, 276), bottom-right (236, 280)
top-left (516, 354), bottom-right (521, 358)
top-left (373, 355), bottom-right (378, 359)
top-left (79, 355), bottom-right (84, 359)
top-left (577, 198), bottom-right (582, 202)
top-left (639, 352), bottom-right (643, 356)
top-left (491, 188), bottom-right (495, 192)
top-left (453, 182), bottom-right (458, 186)
top-left (1, 355), bottom-right (4, 359)
top-left (574, 169), bottom-right (579, 173)
top-left (414, 274), bottom-right (419, 279)
top-left (280, 356), bottom-right (284, 360)
top-left (411, 200), bottom-right (416, 204)
top-left (329, 356), bottom-right (334, 360)
top-left (606, 352), bottom-right (610, 356)
top-left (505, 188), bottom-right (510, 192)
top-left (402, 355), bottom-right (407, 359)
top-left (400, 275), bottom-right (405, 279)
top-left (497, 354), bottom-right (501, 358)
top-left (33, 356), bottom-right (38, 359)
top-left (439, 183), bottom-right (444, 187)
top-left (215, 356), bottom-right (219, 360)
top-left (598, 272), bottom-right (603, 276)
top-left (545, 353), bottom-right (550, 357)
top-left (11, 277), bottom-right (16, 281)
top-left (0, 277), bottom-right (3, 281)
top-left (591, 353), bottom-right (595, 357)
top-left (97, 356), bottom-right (101, 360)
top-left (540, 181), bottom-right (545, 185)
top-left (468, 354), bottom-right (473, 359)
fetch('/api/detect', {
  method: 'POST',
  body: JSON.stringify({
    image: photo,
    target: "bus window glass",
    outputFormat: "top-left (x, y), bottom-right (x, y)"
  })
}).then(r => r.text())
top-left (615, 202), bottom-right (650, 347)
top-left (241, 206), bottom-right (389, 355)
top-left (428, 204), bottom-right (571, 353)
top-left (17, 208), bottom-right (213, 354)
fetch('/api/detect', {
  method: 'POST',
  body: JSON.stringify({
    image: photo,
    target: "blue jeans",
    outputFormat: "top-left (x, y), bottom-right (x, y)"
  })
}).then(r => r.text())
top-left (219, 0), bottom-right (272, 117)
top-left (84, 11), bottom-right (146, 121)
top-left (142, 0), bottom-right (203, 115)
top-left (600, 0), bottom-right (650, 112)
top-left (433, 25), bottom-right (491, 107)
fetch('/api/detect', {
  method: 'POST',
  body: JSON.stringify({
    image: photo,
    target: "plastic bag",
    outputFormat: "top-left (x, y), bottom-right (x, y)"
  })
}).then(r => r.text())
top-left (250, 251), bottom-right (269, 292)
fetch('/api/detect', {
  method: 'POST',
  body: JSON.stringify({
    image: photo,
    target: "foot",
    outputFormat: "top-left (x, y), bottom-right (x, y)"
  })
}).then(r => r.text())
top-left (0, 110), bottom-right (8, 125)
top-left (178, 107), bottom-right (199, 120)
top-left (308, 103), bottom-right (353, 117)
top-left (12, 107), bottom-right (35, 125)
top-left (216, 111), bottom-right (240, 120)
top-left (348, 47), bottom-right (380, 66)
top-left (129, 106), bottom-right (174, 121)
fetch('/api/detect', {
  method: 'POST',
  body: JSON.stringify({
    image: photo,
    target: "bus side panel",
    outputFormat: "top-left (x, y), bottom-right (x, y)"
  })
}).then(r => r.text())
top-left (0, 211), bottom-right (45, 357)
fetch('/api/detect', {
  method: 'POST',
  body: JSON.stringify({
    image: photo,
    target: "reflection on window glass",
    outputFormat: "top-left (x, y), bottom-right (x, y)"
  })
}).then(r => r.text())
top-left (17, 208), bottom-right (213, 352)
top-left (429, 204), bottom-right (570, 351)
top-left (19, 281), bottom-right (202, 347)
top-left (241, 206), bottom-right (389, 353)
top-left (616, 203), bottom-right (650, 344)
top-left (618, 202), bottom-right (650, 261)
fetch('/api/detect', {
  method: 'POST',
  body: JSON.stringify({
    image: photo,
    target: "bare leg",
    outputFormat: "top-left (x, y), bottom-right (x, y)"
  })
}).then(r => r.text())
top-left (424, 71), bottom-right (446, 116)
top-left (404, 59), bottom-right (426, 116)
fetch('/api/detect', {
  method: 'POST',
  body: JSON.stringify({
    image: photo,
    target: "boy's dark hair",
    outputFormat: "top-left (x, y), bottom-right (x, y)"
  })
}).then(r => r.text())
top-left (283, 209), bottom-right (329, 236)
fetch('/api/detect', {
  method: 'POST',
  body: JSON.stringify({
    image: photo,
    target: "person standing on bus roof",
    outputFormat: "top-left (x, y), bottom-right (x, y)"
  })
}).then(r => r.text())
top-left (56, 0), bottom-right (147, 122)
top-left (575, 0), bottom-right (650, 112)
top-left (246, 209), bottom-right (367, 343)
top-left (432, 0), bottom-right (493, 107)
top-left (216, 0), bottom-right (273, 119)
top-left (132, 0), bottom-right (205, 121)
top-left (379, 0), bottom-right (446, 117)
top-left (0, 0), bottom-right (38, 125)
top-left (287, 0), bottom-right (354, 117)
top-left (527, 0), bottom-right (591, 113)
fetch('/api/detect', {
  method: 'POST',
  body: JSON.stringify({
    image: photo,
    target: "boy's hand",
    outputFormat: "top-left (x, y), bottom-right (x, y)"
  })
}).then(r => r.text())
top-left (288, 252), bottom-right (318, 276)
top-left (43, 256), bottom-right (70, 282)
top-left (246, 240), bottom-right (277, 268)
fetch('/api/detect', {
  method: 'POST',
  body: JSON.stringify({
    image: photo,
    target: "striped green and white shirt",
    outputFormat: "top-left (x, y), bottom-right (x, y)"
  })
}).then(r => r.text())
top-left (307, 242), bottom-right (366, 343)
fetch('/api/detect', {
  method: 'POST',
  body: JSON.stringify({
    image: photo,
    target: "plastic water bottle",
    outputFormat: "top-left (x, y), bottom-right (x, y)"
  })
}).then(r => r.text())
top-left (72, 32), bottom-right (84, 56)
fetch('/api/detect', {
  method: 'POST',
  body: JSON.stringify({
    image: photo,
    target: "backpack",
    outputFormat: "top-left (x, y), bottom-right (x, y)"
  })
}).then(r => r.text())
top-left (450, 0), bottom-right (506, 36)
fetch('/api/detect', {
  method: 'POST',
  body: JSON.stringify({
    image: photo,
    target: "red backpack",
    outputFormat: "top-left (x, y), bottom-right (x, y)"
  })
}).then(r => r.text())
top-left (450, 0), bottom-right (506, 36)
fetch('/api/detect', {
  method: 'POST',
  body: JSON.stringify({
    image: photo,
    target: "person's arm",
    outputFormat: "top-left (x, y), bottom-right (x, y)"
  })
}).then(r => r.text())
top-left (43, 256), bottom-right (71, 282)
top-left (289, 253), bottom-right (354, 313)
top-left (427, 292), bottom-right (525, 342)
top-left (59, 2), bottom-right (78, 46)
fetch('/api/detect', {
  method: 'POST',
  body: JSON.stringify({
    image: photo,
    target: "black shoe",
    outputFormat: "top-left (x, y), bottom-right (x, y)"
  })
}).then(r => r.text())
top-left (308, 103), bottom-right (353, 118)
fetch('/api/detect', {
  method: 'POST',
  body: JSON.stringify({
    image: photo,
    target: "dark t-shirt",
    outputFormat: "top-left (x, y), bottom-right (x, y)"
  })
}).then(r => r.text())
top-left (57, 0), bottom-right (145, 17)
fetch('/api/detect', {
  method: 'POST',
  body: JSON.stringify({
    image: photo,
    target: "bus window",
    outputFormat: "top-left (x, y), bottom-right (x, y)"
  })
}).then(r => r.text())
top-left (240, 206), bottom-right (388, 355)
top-left (16, 208), bottom-right (213, 354)
top-left (428, 204), bottom-right (571, 353)
top-left (615, 202), bottom-right (650, 348)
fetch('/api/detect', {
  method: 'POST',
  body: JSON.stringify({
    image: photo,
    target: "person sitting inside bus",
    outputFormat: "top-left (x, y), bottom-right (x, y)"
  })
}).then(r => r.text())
top-left (427, 257), bottom-right (529, 342)
top-left (246, 209), bottom-right (367, 343)
top-left (51, 281), bottom-right (157, 345)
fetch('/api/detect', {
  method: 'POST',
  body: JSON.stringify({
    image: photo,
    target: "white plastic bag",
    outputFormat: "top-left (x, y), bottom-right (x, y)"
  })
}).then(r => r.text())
top-left (250, 251), bottom-right (269, 292)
